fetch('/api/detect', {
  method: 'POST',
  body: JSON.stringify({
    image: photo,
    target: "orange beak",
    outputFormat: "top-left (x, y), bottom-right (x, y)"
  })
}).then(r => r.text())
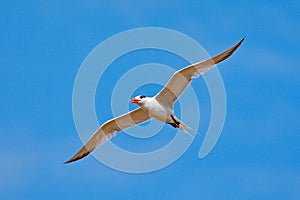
top-left (130, 98), bottom-right (140, 104)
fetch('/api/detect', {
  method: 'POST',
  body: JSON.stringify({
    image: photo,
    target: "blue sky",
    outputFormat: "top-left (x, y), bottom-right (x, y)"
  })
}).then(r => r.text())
top-left (1, 0), bottom-right (299, 199)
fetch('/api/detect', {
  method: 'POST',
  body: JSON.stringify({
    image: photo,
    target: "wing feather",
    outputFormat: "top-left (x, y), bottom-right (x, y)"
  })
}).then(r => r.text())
top-left (65, 108), bottom-right (150, 163)
top-left (155, 37), bottom-right (245, 106)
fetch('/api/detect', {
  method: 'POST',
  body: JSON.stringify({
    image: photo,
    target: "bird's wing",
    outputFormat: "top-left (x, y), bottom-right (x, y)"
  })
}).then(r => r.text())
top-left (155, 37), bottom-right (245, 106)
top-left (65, 108), bottom-right (150, 163)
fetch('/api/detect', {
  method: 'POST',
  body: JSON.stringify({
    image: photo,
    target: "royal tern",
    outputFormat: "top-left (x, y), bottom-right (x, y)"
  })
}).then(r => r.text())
top-left (65, 37), bottom-right (245, 164)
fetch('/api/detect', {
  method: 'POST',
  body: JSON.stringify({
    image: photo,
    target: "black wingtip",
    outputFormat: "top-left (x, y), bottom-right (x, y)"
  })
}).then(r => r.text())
top-left (211, 36), bottom-right (246, 65)
top-left (64, 154), bottom-right (81, 164)
top-left (64, 158), bottom-right (74, 164)
top-left (235, 36), bottom-right (246, 48)
top-left (240, 36), bottom-right (246, 43)
top-left (235, 36), bottom-right (246, 51)
top-left (64, 160), bottom-right (71, 164)
top-left (63, 156), bottom-right (81, 164)
top-left (64, 147), bottom-right (91, 165)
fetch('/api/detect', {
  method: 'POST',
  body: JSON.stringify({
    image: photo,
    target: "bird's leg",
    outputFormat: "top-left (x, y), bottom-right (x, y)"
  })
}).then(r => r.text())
top-left (170, 115), bottom-right (180, 126)
top-left (167, 122), bottom-right (178, 128)
top-left (166, 115), bottom-right (180, 128)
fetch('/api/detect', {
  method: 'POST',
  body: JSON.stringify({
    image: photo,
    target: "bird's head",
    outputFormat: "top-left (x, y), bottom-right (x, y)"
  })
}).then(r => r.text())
top-left (130, 95), bottom-right (148, 104)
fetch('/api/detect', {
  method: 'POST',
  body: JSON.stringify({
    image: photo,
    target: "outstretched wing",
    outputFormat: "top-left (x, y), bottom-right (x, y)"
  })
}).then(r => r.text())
top-left (65, 108), bottom-right (150, 163)
top-left (155, 37), bottom-right (245, 106)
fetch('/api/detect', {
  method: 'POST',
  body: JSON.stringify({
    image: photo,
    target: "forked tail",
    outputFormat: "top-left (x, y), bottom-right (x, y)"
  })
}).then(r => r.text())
top-left (178, 121), bottom-right (199, 138)
top-left (170, 115), bottom-right (199, 138)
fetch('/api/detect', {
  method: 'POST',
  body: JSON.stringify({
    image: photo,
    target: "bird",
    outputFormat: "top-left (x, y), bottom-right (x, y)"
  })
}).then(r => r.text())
top-left (65, 37), bottom-right (245, 164)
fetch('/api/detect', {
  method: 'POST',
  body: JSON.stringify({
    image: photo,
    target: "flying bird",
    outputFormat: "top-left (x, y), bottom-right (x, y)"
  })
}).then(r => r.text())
top-left (65, 37), bottom-right (245, 164)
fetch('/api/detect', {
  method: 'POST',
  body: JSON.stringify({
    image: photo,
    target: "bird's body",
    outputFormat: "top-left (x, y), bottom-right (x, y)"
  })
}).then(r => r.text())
top-left (65, 37), bottom-right (245, 164)
top-left (138, 97), bottom-right (172, 123)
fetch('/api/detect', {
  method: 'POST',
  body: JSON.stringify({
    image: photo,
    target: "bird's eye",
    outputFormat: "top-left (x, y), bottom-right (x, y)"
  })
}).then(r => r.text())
top-left (140, 95), bottom-right (146, 99)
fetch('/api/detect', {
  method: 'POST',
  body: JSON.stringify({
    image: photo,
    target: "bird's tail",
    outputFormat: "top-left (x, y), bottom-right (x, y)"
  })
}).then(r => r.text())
top-left (178, 120), bottom-right (199, 138)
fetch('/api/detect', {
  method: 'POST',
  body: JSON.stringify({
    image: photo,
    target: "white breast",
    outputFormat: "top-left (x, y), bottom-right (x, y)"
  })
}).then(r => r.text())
top-left (142, 98), bottom-right (172, 122)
